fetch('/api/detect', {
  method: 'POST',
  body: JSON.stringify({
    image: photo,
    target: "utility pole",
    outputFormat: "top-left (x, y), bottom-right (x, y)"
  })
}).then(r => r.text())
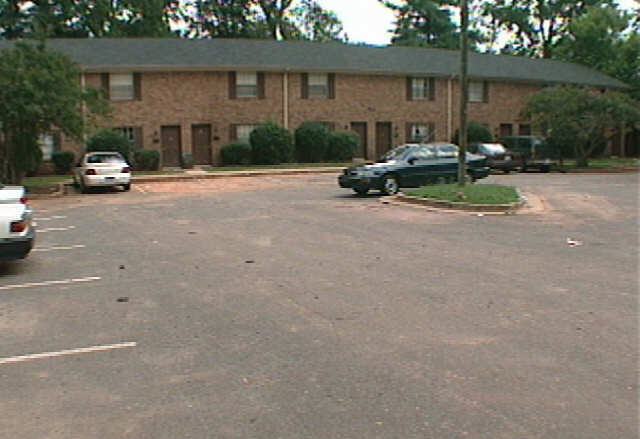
top-left (457, 0), bottom-right (469, 186)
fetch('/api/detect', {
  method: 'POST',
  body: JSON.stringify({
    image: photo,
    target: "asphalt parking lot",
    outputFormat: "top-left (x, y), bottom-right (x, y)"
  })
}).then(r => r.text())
top-left (1, 172), bottom-right (637, 439)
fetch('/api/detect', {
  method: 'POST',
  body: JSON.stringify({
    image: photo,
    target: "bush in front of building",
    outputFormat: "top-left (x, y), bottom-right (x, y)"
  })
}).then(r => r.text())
top-left (134, 150), bottom-right (160, 171)
top-left (452, 122), bottom-right (493, 144)
top-left (295, 122), bottom-right (330, 163)
top-left (86, 129), bottom-right (132, 162)
top-left (221, 142), bottom-right (252, 165)
top-left (250, 122), bottom-right (294, 165)
top-left (326, 131), bottom-right (358, 161)
top-left (51, 151), bottom-right (75, 175)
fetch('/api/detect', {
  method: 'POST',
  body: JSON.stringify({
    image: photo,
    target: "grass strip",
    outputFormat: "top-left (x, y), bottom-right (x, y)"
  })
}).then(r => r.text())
top-left (204, 163), bottom-right (350, 172)
top-left (406, 184), bottom-right (520, 205)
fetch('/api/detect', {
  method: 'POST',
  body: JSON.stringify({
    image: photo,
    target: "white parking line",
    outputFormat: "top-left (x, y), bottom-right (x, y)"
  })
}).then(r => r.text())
top-left (0, 276), bottom-right (101, 291)
top-left (0, 342), bottom-right (137, 366)
top-left (32, 244), bottom-right (86, 252)
top-left (37, 226), bottom-right (76, 233)
top-left (34, 216), bottom-right (67, 221)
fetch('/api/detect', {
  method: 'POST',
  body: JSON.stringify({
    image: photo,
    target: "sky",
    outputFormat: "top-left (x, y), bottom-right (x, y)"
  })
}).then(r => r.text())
top-left (315, 0), bottom-right (640, 46)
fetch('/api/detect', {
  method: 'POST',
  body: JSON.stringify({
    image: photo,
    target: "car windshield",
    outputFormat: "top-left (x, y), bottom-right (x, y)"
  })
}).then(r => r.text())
top-left (87, 154), bottom-right (125, 164)
top-left (479, 143), bottom-right (506, 154)
top-left (436, 144), bottom-right (459, 158)
top-left (380, 146), bottom-right (412, 162)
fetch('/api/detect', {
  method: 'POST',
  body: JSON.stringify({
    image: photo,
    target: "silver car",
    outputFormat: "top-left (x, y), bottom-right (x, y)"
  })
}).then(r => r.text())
top-left (73, 152), bottom-right (132, 193)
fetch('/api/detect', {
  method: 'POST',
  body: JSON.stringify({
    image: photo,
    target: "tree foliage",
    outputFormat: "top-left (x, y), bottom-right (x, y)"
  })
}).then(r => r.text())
top-left (479, 0), bottom-right (612, 58)
top-left (522, 86), bottom-right (640, 166)
top-left (0, 42), bottom-right (109, 183)
top-left (554, 5), bottom-right (640, 100)
top-left (0, 0), bottom-right (181, 39)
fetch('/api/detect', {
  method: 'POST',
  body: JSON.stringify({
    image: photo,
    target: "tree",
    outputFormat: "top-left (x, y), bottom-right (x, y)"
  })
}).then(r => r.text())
top-left (288, 0), bottom-right (347, 42)
top-left (554, 5), bottom-right (640, 100)
top-left (187, 0), bottom-right (267, 38)
top-left (380, 0), bottom-right (483, 49)
top-left (480, 0), bottom-right (611, 58)
top-left (522, 86), bottom-right (640, 167)
top-left (0, 42), bottom-right (109, 183)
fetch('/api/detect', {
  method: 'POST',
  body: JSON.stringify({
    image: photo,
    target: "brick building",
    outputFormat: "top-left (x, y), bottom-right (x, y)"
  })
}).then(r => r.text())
top-left (0, 38), bottom-right (630, 166)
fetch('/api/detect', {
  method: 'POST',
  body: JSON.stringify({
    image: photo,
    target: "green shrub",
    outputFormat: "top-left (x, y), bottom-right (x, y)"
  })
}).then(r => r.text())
top-left (23, 140), bottom-right (43, 177)
top-left (326, 131), bottom-right (358, 161)
top-left (295, 122), bottom-right (330, 162)
top-left (86, 129), bottom-right (132, 162)
top-left (133, 150), bottom-right (160, 171)
top-left (250, 122), bottom-right (293, 165)
top-left (51, 151), bottom-right (75, 174)
top-left (221, 141), bottom-right (252, 165)
top-left (452, 122), bottom-right (493, 144)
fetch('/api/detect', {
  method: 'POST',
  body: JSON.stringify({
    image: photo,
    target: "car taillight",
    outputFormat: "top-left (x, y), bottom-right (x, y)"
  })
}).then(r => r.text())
top-left (121, 167), bottom-right (131, 173)
top-left (10, 220), bottom-right (26, 233)
top-left (20, 197), bottom-right (28, 204)
top-left (85, 169), bottom-right (97, 175)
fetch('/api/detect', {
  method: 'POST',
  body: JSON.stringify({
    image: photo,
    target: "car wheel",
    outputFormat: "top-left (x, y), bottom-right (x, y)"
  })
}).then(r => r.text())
top-left (504, 169), bottom-right (511, 174)
top-left (353, 187), bottom-right (369, 196)
top-left (381, 175), bottom-right (399, 195)
top-left (123, 183), bottom-right (131, 191)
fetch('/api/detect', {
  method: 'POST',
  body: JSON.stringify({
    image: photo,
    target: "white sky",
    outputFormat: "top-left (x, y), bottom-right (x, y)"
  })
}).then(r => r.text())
top-left (315, 0), bottom-right (640, 46)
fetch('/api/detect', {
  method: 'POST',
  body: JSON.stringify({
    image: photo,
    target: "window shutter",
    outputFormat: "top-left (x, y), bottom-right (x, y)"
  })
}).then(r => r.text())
top-left (229, 72), bottom-right (236, 99)
top-left (134, 73), bottom-right (142, 100)
top-left (257, 72), bottom-right (265, 99)
top-left (101, 73), bottom-right (110, 100)
top-left (406, 77), bottom-right (413, 101)
top-left (328, 73), bottom-right (335, 99)
top-left (230, 125), bottom-right (237, 141)
top-left (133, 127), bottom-right (143, 150)
top-left (301, 73), bottom-right (309, 99)
top-left (483, 81), bottom-right (489, 103)
top-left (428, 122), bottom-right (436, 141)
top-left (429, 78), bottom-right (436, 101)
top-left (406, 123), bottom-right (412, 142)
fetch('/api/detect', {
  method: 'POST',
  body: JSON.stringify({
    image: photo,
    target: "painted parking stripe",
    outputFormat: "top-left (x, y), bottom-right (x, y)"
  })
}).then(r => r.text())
top-left (0, 342), bottom-right (136, 366)
top-left (0, 276), bottom-right (100, 291)
top-left (38, 226), bottom-right (76, 233)
top-left (34, 216), bottom-right (67, 221)
top-left (33, 245), bottom-right (86, 252)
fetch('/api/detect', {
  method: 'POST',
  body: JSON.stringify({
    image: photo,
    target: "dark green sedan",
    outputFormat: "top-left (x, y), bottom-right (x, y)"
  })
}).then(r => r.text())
top-left (338, 142), bottom-right (490, 195)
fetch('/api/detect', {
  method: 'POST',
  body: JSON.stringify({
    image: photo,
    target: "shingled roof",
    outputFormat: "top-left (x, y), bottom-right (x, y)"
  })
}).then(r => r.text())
top-left (0, 38), bottom-right (627, 89)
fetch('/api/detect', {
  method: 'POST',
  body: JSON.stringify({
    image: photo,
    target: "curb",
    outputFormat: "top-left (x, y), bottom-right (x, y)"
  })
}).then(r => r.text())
top-left (392, 193), bottom-right (526, 214)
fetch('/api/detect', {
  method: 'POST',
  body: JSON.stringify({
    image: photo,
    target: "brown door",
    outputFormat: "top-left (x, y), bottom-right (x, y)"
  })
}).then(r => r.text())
top-left (375, 122), bottom-right (392, 158)
top-left (350, 122), bottom-right (367, 159)
top-left (192, 124), bottom-right (211, 164)
top-left (499, 123), bottom-right (513, 138)
top-left (161, 125), bottom-right (182, 167)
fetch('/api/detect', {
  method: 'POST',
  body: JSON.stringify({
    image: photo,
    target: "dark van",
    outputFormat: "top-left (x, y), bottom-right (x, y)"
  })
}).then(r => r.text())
top-left (500, 136), bottom-right (558, 172)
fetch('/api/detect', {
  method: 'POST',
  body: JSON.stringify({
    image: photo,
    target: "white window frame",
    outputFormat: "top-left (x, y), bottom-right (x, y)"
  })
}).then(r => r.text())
top-left (469, 81), bottom-right (486, 103)
top-left (308, 73), bottom-right (329, 98)
top-left (110, 73), bottom-right (135, 101)
top-left (236, 124), bottom-right (258, 142)
top-left (409, 123), bottom-right (435, 142)
top-left (236, 72), bottom-right (258, 98)
top-left (411, 78), bottom-right (430, 100)
top-left (38, 134), bottom-right (56, 161)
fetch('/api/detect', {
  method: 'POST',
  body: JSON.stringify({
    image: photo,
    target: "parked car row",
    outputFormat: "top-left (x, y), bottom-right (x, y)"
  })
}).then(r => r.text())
top-left (0, 185), bottom-right (35, 261)
top-left (469, 136), bottom-right (558, 173)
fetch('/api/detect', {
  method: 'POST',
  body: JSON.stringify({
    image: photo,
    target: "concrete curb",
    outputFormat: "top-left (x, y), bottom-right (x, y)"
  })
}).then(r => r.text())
top-left (392, 193), bottom-right (526, 214)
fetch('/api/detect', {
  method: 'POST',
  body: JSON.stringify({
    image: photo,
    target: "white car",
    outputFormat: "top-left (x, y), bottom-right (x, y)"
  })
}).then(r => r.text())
top-left (73, 152), bottom-right (132, 193)
top-left (0, 186), bottom-right (34, 261)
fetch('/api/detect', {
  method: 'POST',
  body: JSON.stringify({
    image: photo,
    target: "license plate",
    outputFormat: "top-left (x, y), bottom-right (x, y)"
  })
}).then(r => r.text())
top-left (105, 177), bottom-right (115, 181)
top-left (505, 155), bottom-right (511, 161)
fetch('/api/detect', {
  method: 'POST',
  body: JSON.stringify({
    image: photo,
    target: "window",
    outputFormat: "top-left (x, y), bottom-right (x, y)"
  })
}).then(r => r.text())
top-left (232, 124), bottom-right (259, 142)
top-left (302, 73), bottom-right (335, 99)
top-left (500, 123), bottom-right (513, 137)
top-left (38, 133), bottom-right (60, 161)
top-left (519, 124), bottom-right (531, 135)
top-left (110, 73), bottom-right (135, 100)
top-left (236, 72), bottom-right (258, 98)
top-left (408, 77), bottom-right (435, 101)
top-left (469, 81), bottom-right (488, 103)
top-left (115, 126), bottom-right (143, 150)
top-left (406, 122), bottom-right (435, 142)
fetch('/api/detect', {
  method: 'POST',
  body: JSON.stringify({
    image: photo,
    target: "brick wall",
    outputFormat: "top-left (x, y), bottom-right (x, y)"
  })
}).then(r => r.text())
top-left (61, 70), bottom-right (546, 166)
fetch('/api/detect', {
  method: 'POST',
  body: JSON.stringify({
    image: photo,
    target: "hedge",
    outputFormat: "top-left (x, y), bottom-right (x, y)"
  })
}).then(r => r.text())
top-left (326, 131), bottom-right (358, 161)
top-left (86, 129), bottom-right (132, 162)
top-left (295, 122), bottom-right (330, 163)
top-left (51, 151), bottom-right (75, 175)
top-left (221, 141), bottom-right (252, 165)
top-left (250, 122), bottom-right (294, 165)
top-left (134, 150), bottom-right (160, 171)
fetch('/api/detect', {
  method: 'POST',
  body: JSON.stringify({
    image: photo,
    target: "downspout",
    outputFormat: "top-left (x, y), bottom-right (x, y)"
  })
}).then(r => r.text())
top-left (447, 75), bottom-right (454, 141)
top-left (283, 70), bottom-right (289, 130)
top-left (81, 71), bottom-right (87, 148)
